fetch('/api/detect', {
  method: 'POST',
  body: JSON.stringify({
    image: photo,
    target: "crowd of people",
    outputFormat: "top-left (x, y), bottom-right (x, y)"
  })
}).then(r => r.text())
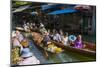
top-left (12, 22), bottom-right (84, 65)
top-left (19, 22), bottom-right (84, 48)
top-left (42, 28), bottom-right (83, 48)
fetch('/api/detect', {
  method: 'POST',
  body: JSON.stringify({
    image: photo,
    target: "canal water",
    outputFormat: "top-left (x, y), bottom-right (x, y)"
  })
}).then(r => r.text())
top-left (23, 32), bottom-right (96, 64)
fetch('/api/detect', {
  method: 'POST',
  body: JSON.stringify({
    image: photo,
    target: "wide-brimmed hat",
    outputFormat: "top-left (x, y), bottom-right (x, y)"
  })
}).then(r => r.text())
top-left (68, 35), bottom-right (76, 41)
top-left (21, 48), bottom-right (33, 58)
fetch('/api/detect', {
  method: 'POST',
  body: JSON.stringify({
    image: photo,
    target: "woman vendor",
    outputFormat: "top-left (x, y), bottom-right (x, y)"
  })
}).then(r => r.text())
top-left (18, 48), bottom-right (40, 65)
top-left (19, 38), bottom-right (40, 65)
top-left (11, 31), bottom-right (23, 64)
top-left (12, 30), bottom-right (23, 51)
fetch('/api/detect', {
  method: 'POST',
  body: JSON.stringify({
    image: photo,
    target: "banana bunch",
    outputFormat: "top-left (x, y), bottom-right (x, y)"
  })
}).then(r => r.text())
top-left (47, 43), bottom-right (63, 53)
top-left (54, 47), bottom-right (62, 53)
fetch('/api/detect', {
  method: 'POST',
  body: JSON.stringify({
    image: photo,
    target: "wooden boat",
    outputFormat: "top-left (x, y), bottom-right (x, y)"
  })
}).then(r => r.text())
top-left (31, 32), bottom-right (55, 58)
top-left (31, 32), bottom-right (64, 58)
top-left (31, 32), bottom-right (96, 58)
top-left (52, 41), bottom-right (96, 58)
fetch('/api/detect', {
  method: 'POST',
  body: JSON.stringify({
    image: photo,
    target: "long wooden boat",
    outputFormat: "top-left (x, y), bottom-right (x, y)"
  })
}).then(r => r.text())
top-left (52, 41), bottom-right (96, 58)
top-left (31, 32), bottom-right (58, 58)
top-left (31, 32), bottom-right (96, 58)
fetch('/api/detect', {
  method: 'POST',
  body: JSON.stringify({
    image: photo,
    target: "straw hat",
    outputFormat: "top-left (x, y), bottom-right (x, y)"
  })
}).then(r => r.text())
top-left (12, 31), bottom-right (16, 37)
top-left (21, 39), bottom-right (29, 48)
top-left (21, 48), bottom-right (33, 58)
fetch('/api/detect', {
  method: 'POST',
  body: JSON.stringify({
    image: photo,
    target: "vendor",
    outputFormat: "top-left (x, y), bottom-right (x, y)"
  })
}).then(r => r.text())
top-left (12, 30), bottom-right (23, 51)
top-left (74, 35), bottom-right (83, 48)
top-left (15, 30), bottom-right (24, 42)
top-left (18, 48), bottom-right (40, 65)
top-left (11, 31), bottom-right (23, 64)
top-left (23, 23), bottom-right (30, 32)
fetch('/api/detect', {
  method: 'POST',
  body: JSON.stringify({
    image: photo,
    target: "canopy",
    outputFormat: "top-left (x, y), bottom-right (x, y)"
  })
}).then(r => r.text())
top-left (48, 9), bottom-right (78, 15)
top-left (41, 4), bottom-right (64, 11)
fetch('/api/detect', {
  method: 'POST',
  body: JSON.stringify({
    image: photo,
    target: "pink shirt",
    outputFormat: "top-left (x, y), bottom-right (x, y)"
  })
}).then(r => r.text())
top-left (19, 56), bottom-right (40, 65)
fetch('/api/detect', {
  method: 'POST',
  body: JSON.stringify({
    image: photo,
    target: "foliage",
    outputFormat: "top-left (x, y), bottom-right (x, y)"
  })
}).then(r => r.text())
top-left (12, 1), bottom-right (32, 7)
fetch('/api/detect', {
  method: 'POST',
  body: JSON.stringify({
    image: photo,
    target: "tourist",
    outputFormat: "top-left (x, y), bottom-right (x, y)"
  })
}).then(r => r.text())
top-left (59, 29), bottom-right (63, 36)
top-left (29, 23), bottom-right (33, 31)
top-left (49, 31), bottom-right (54, 40)
top-left (32, 22), bottom-right (36, 28)
top-left (40, 22), bottom-right (44, 27)
top-left (53, 31), bottom-right (62, 42)
top-left (27, 22), bottom-right (30, 27)
top-left (23, 23), bottom-right (29, 32)
top-left (74, 35), bottom-right (83, 48)
top-left (59, 29), bottom-right (64, 42)
top-left (52, 29), bottom-right (56, 34)
top-left (39, 23), bottom-right (47, 35)
top-left (62, 32), bottom-right (68, 46)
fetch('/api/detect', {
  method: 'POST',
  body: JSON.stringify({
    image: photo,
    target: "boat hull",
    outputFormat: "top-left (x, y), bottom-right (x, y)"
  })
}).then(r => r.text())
top-left (53, 41), bottom-right (96, 58)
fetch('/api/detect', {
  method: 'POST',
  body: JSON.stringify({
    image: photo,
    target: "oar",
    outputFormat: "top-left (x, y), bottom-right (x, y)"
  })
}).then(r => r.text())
top-left (43, 49), bottom-right (49, 58)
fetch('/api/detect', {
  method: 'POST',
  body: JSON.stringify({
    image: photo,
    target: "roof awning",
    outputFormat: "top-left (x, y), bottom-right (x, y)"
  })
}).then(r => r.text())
top-left (48, 9), bottom-right (78, 15)
top-left (12, 5), bottom-right (30, 13)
